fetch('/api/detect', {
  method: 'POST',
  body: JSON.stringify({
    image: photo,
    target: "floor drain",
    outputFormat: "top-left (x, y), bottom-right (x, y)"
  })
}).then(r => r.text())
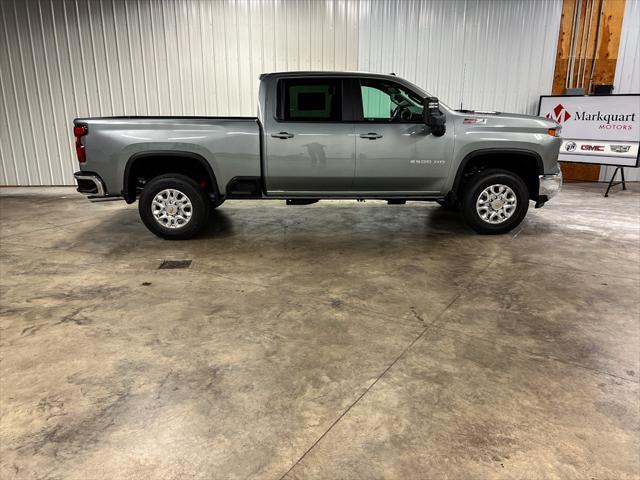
top-left (159, 260), bottom-right (192, 269)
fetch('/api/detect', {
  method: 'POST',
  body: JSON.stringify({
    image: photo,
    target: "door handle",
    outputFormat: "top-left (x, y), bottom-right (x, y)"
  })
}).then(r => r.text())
top-left (271, 132), bottom-right (294, 139)
top-left (359, 133), bottom-right (383, 140)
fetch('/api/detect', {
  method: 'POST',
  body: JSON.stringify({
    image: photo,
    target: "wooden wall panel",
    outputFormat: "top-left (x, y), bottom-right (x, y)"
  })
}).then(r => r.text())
top-left (553, 0), bottom-right (577, 94)
top-left (592, 0), bottom-right (626, 86)
top-left (551, 0), bottom-right (626, 182)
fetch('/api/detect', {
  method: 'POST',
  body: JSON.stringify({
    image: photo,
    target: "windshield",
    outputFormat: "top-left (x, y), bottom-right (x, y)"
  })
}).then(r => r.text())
top-left (393, 76), bottom-right (451, 111)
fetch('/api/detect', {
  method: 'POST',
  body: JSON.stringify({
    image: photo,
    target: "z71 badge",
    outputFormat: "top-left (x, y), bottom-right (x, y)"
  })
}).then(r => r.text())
top-left (463, 118), bottom-right (487, 124)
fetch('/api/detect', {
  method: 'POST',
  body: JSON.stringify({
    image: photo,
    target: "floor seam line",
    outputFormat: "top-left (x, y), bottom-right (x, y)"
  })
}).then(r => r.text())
top-left (506, 258), bottom-right (640, 282)
top-left (433, 324), bottom-right (640, 385)
top-left (276, 324), bottom-right (433, 480)
top-left (336, 300), bottom-right (433, 326)
top-left (0, 215), bottom-right (117, 240)
top-left (0, 240), bottom-right (123, 257)
top-left (276, 254), bottom-right (500, 480)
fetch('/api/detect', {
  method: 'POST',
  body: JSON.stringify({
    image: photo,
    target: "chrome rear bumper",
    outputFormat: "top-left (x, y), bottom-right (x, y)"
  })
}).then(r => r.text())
top-left (74, 172), bottom-right (106, 197)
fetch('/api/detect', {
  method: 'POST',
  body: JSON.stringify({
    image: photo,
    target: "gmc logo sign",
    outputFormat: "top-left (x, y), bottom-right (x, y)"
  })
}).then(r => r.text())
top-left (581, 144), bottom-right (605, 151)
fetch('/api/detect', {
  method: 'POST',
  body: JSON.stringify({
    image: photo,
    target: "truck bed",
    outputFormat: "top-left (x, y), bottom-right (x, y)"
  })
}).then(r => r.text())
top-left (75, 116), bottom-right (261, 197)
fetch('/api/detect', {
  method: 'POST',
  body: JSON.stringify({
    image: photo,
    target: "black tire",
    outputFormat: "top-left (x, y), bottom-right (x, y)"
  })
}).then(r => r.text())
top-left (138, 174), bottom-right (209, 240)
top-left (459, 168), bottom-right (529, 235)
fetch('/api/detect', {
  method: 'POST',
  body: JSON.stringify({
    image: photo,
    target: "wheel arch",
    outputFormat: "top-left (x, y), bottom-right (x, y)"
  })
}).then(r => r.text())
top-left (123, 151), bottom-right (219, 204)
top-left (452, 148), bottom-right (543, 201)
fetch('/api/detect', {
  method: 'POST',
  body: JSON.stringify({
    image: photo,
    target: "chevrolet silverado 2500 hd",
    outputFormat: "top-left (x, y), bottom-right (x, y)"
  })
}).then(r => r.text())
top-left (73, 71), bottom-right (562, 239)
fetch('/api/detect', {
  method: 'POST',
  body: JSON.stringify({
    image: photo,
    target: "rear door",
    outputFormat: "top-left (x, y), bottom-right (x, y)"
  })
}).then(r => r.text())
top-left (352, 78), bottom-right (453, 194)
top-left (264, 77), bottom-right (356, 193)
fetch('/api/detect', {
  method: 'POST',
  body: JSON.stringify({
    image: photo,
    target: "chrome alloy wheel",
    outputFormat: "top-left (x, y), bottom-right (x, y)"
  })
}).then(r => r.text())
top-left (476, 184), bottom-right (517, 224)
top-left (151, 189), bottom-right (193, 229)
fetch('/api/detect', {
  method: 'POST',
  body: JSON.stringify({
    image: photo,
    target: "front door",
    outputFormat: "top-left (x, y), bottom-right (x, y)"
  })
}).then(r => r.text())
top-left (264, 78), bottom-right (355, 194)
top-left (353, 78), bottom-right (453, 194)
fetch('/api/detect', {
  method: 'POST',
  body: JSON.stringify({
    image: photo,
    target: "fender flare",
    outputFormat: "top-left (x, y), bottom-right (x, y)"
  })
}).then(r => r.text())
top-left (122, 150), bottom-right (219, 203)
top-left (451, 148), bottom-right (544, 194)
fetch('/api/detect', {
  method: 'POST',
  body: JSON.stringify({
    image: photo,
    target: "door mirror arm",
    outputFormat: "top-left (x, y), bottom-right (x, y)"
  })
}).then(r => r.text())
top-left (423, 97), bottom-right (446, 137)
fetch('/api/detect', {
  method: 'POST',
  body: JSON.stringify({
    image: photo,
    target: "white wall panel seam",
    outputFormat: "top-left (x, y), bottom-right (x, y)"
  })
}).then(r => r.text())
top-left (86, 1), bottom-right (103, 115)
top-left (41, 0), bottom-right (64, 182)
top-left (37, 0), bottom-right (64, 184)
top-left (1, 2), bottom-right (25, 184)
top-left (26, 1), bottom-right (53, 184)
top-left (98, 1), bottom-right (113, 113)
top-left (0, 74), bottom-right (10, 183)
top-left (138, 1), bottom-right (150, 114)
top-left (0, 82), bottom-right (8, 183)
top-left (234, 1), bottom-right (244, 114)
top-left (11, 0), bottom-right (38, 184)
top-left (0, 63), bottom-right (16, 183)
top-left (110, 0), bottom-right (124, 114)
top-left (74, 1), bottom-right (89, 115)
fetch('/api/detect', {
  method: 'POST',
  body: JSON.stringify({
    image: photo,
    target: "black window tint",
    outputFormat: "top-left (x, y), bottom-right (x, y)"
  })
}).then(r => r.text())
top-left (281, 79), bottom-right (341, 121)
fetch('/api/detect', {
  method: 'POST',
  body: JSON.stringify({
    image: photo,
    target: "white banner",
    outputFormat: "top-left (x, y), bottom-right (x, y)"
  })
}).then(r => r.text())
top-left (538, 95), bottom-right (640, 167)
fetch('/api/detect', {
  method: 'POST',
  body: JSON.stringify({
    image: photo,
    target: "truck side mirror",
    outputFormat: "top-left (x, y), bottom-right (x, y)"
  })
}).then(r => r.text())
top-left (423, 97), bottom-right (446, 137)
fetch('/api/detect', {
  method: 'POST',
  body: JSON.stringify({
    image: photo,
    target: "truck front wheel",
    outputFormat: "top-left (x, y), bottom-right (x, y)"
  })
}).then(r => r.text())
top-left (459, 168), bottom-right (529, 234)
top-left (138, 174), bottom-right (209, 240)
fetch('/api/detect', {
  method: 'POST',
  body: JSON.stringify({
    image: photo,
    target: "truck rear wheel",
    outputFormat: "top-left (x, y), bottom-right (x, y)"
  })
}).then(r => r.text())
top-left (138, 174), bottom-right (209, 240)
top-left (459, 168), bottom-right (529, 234)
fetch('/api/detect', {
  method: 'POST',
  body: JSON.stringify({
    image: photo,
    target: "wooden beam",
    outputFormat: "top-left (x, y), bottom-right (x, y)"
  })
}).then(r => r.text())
top-left (550, 0), bottom-right (627, 182)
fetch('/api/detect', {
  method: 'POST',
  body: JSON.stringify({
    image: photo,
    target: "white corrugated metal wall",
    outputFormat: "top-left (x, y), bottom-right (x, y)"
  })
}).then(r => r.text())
top-left (0, 0), bottom-right (360, 186)
top-left (357, 0), bottom-right (562, 115)
top-left (600, 0), bottom-right (640, 182)
top-left (0, 0), bottom-right (563, 186)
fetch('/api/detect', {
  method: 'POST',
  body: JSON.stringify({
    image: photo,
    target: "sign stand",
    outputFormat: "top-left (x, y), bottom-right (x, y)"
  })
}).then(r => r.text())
top-left (604, 167), bottom-right (627, 197)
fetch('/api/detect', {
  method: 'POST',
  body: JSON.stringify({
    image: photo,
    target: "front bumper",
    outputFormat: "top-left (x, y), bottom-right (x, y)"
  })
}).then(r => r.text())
top-left (536, 171), bottom-right (562, 207)
top-left (74, 172), bottom-right (106, 197)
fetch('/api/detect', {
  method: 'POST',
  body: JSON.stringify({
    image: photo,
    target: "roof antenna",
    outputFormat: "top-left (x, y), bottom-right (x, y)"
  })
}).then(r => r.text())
top-left (389, 72), bottom-right (396, 76)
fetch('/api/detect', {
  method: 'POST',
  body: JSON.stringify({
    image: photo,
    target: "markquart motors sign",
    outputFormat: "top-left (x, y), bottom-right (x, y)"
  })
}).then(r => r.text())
top-left (539, 94), bottom-right (640, 167)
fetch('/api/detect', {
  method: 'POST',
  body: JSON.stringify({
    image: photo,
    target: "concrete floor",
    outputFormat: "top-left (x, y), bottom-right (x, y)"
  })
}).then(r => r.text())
top-left (0, 183), bottom-right (639, 479)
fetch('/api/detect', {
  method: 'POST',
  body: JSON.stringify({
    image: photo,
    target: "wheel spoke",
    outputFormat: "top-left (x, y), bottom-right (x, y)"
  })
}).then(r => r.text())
top-left (151, 188), bottom-right (194, 230)
top-left (476, 184), bottom-right (518, 225)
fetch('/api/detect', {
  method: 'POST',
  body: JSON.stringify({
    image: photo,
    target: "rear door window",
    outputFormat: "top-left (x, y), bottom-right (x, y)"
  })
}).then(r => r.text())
top-left (280, 79), bottom-right (342, 122)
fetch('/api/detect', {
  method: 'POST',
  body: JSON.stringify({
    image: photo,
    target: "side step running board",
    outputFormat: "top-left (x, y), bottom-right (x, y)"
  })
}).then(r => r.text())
top-left (286, 199), bottom-right (319, 206)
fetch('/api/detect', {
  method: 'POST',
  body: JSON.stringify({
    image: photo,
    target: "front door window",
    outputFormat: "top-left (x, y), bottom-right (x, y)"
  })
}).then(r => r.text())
top-left (359, 79), bottom-right (423, 123)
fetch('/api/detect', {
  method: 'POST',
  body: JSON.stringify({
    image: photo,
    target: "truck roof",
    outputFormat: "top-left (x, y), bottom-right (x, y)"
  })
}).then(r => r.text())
top-left (259, 71), bottom-right (401, 81)
top-left (259, 71), bottom-right (431, 98)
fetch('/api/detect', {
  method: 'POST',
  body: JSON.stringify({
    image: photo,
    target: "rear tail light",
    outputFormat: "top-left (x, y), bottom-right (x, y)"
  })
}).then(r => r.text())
top-left (74, 125), bottom-right (88, 163)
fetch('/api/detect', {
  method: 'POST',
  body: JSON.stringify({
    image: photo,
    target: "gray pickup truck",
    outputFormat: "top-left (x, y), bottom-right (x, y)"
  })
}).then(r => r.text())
top-left (73, 71), bottom-right (562, 239)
